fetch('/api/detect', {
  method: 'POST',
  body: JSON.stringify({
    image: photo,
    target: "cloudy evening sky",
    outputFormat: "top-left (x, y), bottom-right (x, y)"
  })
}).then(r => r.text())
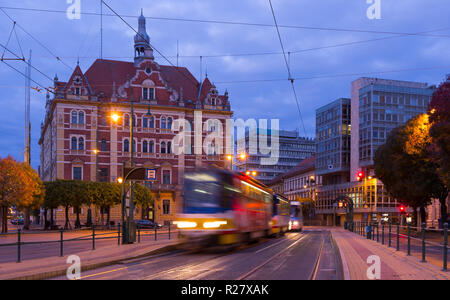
top-left (0, 0), bottom-right (449, 169)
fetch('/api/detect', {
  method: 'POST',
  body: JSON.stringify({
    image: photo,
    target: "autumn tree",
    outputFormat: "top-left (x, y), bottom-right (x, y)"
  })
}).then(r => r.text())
top-left (428, 78), bottom-right (450, 224)
top-left (0, 156), bottom-right (44, 233)
top-left (374, 115), bottom-right (447, 226)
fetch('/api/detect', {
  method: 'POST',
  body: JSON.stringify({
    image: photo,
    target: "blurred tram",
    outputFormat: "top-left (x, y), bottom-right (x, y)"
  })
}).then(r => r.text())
top-left (270, 194), bottom-right (290, 235)
top-left (175, 167), bottom-right (274, 247)
top-left (288, 200), bottom-right (303, 231)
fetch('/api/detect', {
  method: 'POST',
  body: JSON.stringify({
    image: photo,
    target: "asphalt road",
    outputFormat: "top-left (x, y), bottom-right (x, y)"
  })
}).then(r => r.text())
top-left (50, 229), bottom-right (344, 280)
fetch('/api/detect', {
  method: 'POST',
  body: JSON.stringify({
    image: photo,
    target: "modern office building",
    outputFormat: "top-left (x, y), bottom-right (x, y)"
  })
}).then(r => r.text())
top-left (350, 77), bottom-right (435, 177)
top-left (235, 130), bottom-right (315, 184)
top-left (315, 77), bottom-right (435, 225)
top-left (315, 98), bottom-right (351, 186)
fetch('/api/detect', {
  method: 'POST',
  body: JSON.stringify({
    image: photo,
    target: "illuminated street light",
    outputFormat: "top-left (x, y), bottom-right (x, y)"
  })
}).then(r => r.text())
top-left (93, 149), bottom-right (99, 155)
top-left (227, 155), bottom-right (233, 161)
top-left (111, 113), bottom-right (120, 123)
top-left (239, 153), bottom-right (247, 160)
top-left (251, 171), bottom-right (257, 176)
top-left (117, 177), bottom-right (123, 184)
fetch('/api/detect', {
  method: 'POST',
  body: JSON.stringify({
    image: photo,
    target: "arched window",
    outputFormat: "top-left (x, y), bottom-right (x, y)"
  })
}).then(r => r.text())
top-left (143, 140), bottom-right (148, 153)
top-left (161, 117), bottom-right (166, 129)
top-left (161, 141), bottom-right (166, 154)
top-left (167, 141), bottom-right (172, 154)
top-left (149, 140), bottom-right (154, 153)
top-left (143, 117), bottom-right (148, 128)
top-left (167, 117), bottom-right (173, 130)
top-left (78, 111), bottom-right (85, 124)
top-left (71, 137), bottom-right (77, 150)
top-left (123, 139), bottom-right (129, 152)
top-left (124, 114), bottom-right (130, 127)
top-left (149, 116), bottom-right (155, 128)
top-left (71, 111), bottom-right (77, 124)
top-left (132, 115), bottom-right (136, 127)
top-left (78, 137), bottom-right (84, 150)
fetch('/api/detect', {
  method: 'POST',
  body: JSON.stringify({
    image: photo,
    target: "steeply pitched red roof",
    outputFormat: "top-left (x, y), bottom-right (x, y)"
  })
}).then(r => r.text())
top-left (83, 59), bottom-right (202, 100)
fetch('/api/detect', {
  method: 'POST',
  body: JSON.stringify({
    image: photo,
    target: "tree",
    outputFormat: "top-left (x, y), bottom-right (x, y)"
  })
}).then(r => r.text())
top-left (92, 182), bottom-right (121, 226)
top-left (428, 79), bottom-right (450, 223)
top-left (374, 115), bottom-right (447, 226)
top-left (43, 181), bottom-right (62, 229)
top-left (0, 156), bottom-right (44, 233)
top-left (133, 183), bottom-right (153, 220)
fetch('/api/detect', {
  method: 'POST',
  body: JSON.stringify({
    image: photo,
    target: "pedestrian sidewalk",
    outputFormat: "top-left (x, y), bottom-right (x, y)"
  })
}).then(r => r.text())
top-left (0, 238), bottom-right (179, 280)
top-left (331, 228), bottom-right (449, 280)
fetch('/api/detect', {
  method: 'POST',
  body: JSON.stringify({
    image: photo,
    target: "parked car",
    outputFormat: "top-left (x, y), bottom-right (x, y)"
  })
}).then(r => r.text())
top-left (11, 218), bottom-right (24, 225)
top-left (135, 219), bottom-right (162, 229)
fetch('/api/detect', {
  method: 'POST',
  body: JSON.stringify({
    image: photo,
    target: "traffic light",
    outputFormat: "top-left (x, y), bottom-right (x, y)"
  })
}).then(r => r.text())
top-left (357, 171), bottom-right (365, 181)
top-left (399, 205), bottom-right (406, 213)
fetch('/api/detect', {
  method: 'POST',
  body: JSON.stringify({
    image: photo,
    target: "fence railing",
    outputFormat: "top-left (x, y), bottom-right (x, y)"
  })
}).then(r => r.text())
top-left (346, 221), bottom-right (448, 271)
top-left (0, 223), bottom-right (177, 263)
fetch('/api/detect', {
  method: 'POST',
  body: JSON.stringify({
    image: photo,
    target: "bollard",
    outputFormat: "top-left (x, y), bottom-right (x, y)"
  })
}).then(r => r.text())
top-left (396, 223), bottom-right (400, 251)
top-left (118, 222), bottom-right (121, 245)
top-left (155, 226), bottom-right (157, 241)
top-left (388, 220), bottom-right (392, 247)
top-left (421, 223), bottom-right (426, 262)
top-left (92, 224), bottom-right (96, 250)
top-left (17, 229), bottom-right (21, 263)
top-left (382, 222), bottom-right (385, 245)
top-left (138, 226), bottom-right (141, 243)
top-left (407, 222), bottom-right (411, 256)
top-left (169, 224), bottom-right (171, 240)
top-left (372, 224), bottom-right (375, 241)
top-left (60, 229), bottom-right (64, 257)
top-left (443, 223), bottom-right (447, 271)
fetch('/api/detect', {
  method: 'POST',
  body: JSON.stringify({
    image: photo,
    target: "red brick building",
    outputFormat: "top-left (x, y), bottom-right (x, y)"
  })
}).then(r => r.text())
top-left (39, 12), bottom-right (232, 226)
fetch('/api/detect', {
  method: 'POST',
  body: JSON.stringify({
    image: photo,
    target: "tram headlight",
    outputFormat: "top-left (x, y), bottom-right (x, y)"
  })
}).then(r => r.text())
top-left (293, 221), bottom-right (299, 226)
top-left (203, 221), bottom-right (227, 229)
top-left (174, 221), bottom-right (197, 229)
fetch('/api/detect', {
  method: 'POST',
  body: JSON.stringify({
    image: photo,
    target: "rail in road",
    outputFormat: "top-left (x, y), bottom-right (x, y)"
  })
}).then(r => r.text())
top-left (50, 229), bottom-right (344, 280)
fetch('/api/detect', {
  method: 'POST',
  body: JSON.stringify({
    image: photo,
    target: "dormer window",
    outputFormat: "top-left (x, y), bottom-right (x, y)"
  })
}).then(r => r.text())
top-left (143, 87), bottom-right (154, 100)
top-left (211, 98), bottom-right (216, 106)
top-left (75, 88), bottom-right (80, 95)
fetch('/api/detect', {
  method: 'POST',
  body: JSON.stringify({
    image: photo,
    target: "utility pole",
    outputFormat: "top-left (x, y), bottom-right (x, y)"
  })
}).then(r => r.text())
top-left (23, 50), bottom-right (32, 230)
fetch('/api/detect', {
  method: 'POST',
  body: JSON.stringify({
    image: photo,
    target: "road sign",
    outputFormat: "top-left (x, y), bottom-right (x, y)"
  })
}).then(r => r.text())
top-left (145, 169), bottom-right (157, 181)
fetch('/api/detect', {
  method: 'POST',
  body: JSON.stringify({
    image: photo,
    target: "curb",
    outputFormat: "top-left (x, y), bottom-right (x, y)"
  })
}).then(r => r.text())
top-left (330, 231), bottom-right (351, 280)
top-left (7, 243), bottom-right (179, 280)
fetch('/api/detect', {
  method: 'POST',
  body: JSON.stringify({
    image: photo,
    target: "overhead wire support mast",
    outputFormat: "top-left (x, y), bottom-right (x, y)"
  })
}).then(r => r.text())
top-left (268, 0), bottom-right (306, 136)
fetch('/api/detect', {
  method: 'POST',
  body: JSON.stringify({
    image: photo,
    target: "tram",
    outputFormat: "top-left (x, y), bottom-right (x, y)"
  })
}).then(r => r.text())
top-left (288, 200), bottom-right (303, 231)
top-left (270, 194), bottom-right (290, 235)
top-left (175, 167), bottom-right (273, 246)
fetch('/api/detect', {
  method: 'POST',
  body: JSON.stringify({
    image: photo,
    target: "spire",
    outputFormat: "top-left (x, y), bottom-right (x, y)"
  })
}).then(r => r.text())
top-left (134, 9), bottom-right (153, 65)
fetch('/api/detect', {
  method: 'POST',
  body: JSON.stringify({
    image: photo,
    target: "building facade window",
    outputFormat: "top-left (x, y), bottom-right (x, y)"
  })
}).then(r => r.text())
top-left (124, 139), bottom-right (129, 152)
top-left (78, 137), bottom-right (84, 150)
top-left (73, 166), bottom-right (82, 180)
top-left (161, 117), bottom-right (166, 129)
top-left (149, 116), bottom-right (155, 128)
top-left (71, 137), bottom-right (77, 150)
top-left (143, 87), bottom-right (154, 100)
top-left (71, 111), bottom-right (77, 124)
top-left (143, 117), bottom-right (148, 128)
top-left (167, 141), bottom-right (172, 154)
top-left (161, 141), bottom-right (166, 154)
top-left (163, 200), bottom-right (170, 215)
top-left (143, 140), bottom-right (148, 153)
top-left (149, 140), bottom-right (154, 153)
top-left (167, 117), bottom-right (172, 130)
top-left (78, 111), bottom-right (84, 124)
top-left (163, 170), bottom-right (171, 184)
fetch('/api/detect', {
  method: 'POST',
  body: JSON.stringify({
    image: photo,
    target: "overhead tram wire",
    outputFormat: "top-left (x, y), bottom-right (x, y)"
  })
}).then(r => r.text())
top-left (0, 42), bottom-right (54, 82)
top-left (1, 6), bottom-right (450, 38)
top-left (0, 7), bottom-right (73, 71)
top-left (268, 0), bottom-right (306, 137)
top-left (100, 0), bottom-right (200, 88)
top-left (1, 60), bottom-right (54, 94)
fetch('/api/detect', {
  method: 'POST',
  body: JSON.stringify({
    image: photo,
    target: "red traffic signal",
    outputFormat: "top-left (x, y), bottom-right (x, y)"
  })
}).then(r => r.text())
top-left (399, 205), bottom-right (406, 213)
top-left (357, 171), bottom-right (365, 181)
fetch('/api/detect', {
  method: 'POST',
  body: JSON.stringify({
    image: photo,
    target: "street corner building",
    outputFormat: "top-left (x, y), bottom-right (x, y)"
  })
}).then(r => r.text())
top-left (38, 11), bottom-right (233, 226)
